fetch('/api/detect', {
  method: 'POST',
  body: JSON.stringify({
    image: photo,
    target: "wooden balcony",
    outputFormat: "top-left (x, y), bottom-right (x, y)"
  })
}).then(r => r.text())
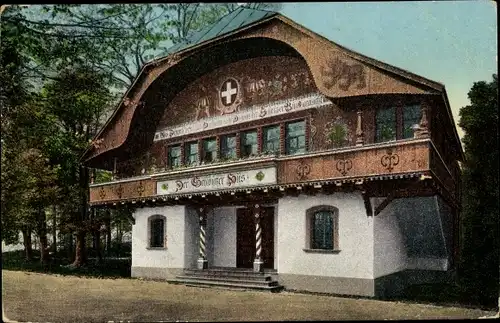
top-left (89, 138), bottom-right (456, 206)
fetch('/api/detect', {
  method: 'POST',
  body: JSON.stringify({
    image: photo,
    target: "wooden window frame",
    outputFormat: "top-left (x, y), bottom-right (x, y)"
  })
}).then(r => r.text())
top-left (220, 133), bottom-right (238, 161)
top-left (375, 103), bottom-right (422, 142)
top-left (304, 205), bottom-right (340, 254)
top-left (184, 141), bottom-right (199, 166)
top-left (240, 129), bottom-right (259, 158)
top-left (262, 125), bottom-right (281, 155)
top-left (285, 119), bottom-right (307, 155)
top-left (167, 145), bottom-right (182, 169)
top-left (147, 214), bottom-right (167, 249)
top-left (201, 137), bottom-right (217, 164)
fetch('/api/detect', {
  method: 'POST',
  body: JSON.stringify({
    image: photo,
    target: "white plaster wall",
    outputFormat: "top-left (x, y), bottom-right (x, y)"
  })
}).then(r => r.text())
top-left (277, 193), bottom-right (374, 279)
top-left (184, 207), bottom-right (199, 269)
top-left (373, 198), bottom-right (407, 278)
top-left (212, 207), bottom-right (237, 267)
top-left (131, 205), bottom-right (186, 268)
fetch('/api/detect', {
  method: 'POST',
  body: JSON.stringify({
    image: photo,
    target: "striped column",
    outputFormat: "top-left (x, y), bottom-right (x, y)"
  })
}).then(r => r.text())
top-left (253, 204), bottom-right (264, 272)
top-left (197, 207), bottom-right (208, 270)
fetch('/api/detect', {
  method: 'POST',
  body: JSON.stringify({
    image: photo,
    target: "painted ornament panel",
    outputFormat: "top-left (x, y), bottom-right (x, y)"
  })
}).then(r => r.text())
top-left (157, 56), bottom-right (316, 129)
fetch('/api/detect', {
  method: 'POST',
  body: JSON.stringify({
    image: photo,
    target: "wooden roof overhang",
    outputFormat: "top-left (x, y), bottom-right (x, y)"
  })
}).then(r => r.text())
top-left (90, 171), bottom-right (445, 218)
top-left (81, 13), bottom-right (464, 170)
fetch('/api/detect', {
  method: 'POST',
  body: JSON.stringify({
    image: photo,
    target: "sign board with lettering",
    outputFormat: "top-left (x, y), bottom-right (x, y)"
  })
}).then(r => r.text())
top-left (154, 93), bottom-right (330, 142)
top-left (156, 167), bottom-right (277, 195)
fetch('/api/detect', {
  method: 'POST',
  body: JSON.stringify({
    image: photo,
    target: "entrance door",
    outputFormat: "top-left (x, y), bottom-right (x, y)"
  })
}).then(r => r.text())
top-left (236, 207), bottom-right (274, 269)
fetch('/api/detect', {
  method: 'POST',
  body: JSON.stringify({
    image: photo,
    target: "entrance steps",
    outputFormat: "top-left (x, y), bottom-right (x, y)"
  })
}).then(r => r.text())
top-left (167, 268), bottom-right (283, 292)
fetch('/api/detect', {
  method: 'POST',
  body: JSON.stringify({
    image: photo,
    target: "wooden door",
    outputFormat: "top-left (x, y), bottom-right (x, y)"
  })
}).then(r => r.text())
top-left (236, 208), bottom-right (255, 268)
top-left (261, 207), bottom-right (275, 269)
top-left (236, 207), bottom-right (275, 269)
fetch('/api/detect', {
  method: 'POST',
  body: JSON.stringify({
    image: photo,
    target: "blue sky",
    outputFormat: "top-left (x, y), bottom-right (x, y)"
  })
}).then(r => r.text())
top-left (280, 1), bottom-right (497, 138)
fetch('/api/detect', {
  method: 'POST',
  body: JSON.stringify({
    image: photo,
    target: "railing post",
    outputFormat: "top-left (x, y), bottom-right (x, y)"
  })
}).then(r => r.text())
top-left (415, 105), bottom-right (430, 138)
top-left (355, 110), bottom-right (364, 146)
top-left (197, 206), bottom-right (208, 270)
top-left (253, 203), bottom-right (264, 272)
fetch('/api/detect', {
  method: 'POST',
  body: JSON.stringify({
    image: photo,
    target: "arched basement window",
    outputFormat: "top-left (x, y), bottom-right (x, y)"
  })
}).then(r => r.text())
top-left (305, 206), bottom-right (340, 253)
top-left (148, 215), bottom-right (166, 249)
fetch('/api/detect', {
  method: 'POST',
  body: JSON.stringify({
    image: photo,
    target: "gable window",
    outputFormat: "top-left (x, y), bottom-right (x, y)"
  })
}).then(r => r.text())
top-left (220, 134), bottom-right (237, 160)
top-left (286, 120), bottom-right (306, 155)
top-left (375, 107), bottom-right (396, 143)
top-left (185, 141), bottom-right (198, 166)
top-left (403, 105), bottom-right (421, 139)
top-left (168, 145), bottom-right (181, 168)
top-left (241, 130), bottom-right (258, 158)
top-left (304, 206), bottom-right (339, 253)
top-left (148, 215), bottom-right (166, 249)
top-left (202, 138), bottom-right (217, 163)
top-left (262, 125), bottom-right (280, 155)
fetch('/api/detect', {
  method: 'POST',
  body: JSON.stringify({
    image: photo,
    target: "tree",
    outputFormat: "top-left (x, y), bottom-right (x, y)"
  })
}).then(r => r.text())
top-left (39, 65), bottom-right (113, 267)
top-left (458, 74), bottom-right (499, 307)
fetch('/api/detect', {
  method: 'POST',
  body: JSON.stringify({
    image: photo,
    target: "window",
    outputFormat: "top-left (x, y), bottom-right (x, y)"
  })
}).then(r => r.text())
top-left (185, 141), bottom-right (198, 166)
top-left (168, 145), bottom-right (181, 168)
top-left (241, 130), bottom-right (258, 157)
top-left (285, 120), bottom-right (306, 155)
top-left (262, 125), bottom-right (280, 155)
top-left (202, 138), bottom-right (217, 163)
top-left (220, 134), bottom-right (237, 160)
top-left (403, 105), bottom-right (421, 139)
top-left (305, 206), bottom-right (339, 252)
top-left (148, 215), bottom-right (166, 248)
top-left (375, 107), bottom-right (396, 143)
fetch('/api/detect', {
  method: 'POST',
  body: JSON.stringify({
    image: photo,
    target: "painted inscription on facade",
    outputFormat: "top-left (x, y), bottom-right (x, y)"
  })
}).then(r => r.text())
top-left (154, 93), bottom-right (331, 141)
top-left (321, 57), bottom-right (366, 91)
top-left (156, 167), bottom-right (277, 195)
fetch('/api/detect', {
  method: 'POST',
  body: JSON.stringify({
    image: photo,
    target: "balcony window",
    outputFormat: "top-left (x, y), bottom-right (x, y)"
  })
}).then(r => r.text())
top-left (286, 120), bottom-right (306, 155)
top-left (375, 107), bottom-right (396, 143)
top-left (263, 125), bottom-right (280, 155)
top-left (403, 105), bottom-right (422, 139)
top-left (202, 138), bottom-right (217, 163)
top-left (168, 145), bottom-right (181, 168)
top-left (184, 141), bottom-right (198, 166)
top-left (241, 130), bottom-right (258, 157)
top-left (220, 134), bottom-right (237, 160)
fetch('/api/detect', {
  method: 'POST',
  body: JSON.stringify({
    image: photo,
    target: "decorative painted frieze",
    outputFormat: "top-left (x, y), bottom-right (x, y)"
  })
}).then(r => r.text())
top-left (154, 93), bottom-right (330, 142)
top-left (156, 166), bottom-right (277, 195)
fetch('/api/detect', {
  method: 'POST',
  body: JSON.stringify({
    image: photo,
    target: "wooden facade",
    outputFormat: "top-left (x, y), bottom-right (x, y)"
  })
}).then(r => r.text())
top-left (83, 12), bottom-right (463, 218)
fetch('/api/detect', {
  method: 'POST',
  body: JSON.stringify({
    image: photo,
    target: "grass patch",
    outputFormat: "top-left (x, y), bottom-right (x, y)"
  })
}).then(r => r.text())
top-left (2, 250), bottom-right (131, 279)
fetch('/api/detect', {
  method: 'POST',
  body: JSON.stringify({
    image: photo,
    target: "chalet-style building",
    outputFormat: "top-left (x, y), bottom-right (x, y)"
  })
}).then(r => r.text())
top-left (82, 7), bottom-right (463, 298)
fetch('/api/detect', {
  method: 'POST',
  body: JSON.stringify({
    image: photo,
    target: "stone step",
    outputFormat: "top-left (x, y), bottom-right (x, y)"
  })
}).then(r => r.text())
top-left (184, 269), bottom-right (271, 278)
top-left (183, 271), bottom-right (273, 281)
top-left (168, 278), bottom-right (284, 292)
top-left (176, 275), bottom-right (278, 286)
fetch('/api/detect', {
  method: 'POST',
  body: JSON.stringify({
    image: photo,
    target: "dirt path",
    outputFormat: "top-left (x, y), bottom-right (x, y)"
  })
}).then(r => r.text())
top-left (2, 270), bottom-right (496, 322)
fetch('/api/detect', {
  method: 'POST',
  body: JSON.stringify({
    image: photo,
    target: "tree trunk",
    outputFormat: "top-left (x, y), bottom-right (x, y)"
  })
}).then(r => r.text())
top-left (94, 228), bottom-right (102, 264)
top-left (52, 205), bottom-right (57, 254)
top-left (72, 229), bottom-right (87, 267)
top-left (105, 211), bottom-right (111, 255)
top-left (21, 226), bottom-right (33, 261)
top-left (72, 165), bottom-right (89, 267)
top-left (67, 233), bottom-right (74, 261)
top-left (37, 207), bottom-right (50, 264)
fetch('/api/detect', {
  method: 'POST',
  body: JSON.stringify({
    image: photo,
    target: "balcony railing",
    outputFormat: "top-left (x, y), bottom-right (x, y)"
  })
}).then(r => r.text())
top-left (89, 138), bottom-right (456, 205)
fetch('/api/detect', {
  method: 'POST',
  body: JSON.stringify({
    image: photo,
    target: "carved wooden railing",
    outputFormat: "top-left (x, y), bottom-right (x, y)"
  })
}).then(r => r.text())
top-left (89, 138), bottom-right (460, 205)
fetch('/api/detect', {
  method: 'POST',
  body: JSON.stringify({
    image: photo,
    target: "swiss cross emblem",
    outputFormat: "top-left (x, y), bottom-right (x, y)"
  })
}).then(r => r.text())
top-left (220, 78), bottom-right (239, 106)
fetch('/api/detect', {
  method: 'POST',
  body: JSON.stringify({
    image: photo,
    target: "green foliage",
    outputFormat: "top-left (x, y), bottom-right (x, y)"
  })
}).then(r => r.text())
top-left (328, 124), bottom-right (348, 148)
top-left (457, 74), bottom-right (498, 306)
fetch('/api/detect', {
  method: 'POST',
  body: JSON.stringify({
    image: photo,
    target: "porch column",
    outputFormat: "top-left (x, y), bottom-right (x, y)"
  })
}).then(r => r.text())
top-left (197, 206), bottom-right (208, 270)
top-left (253, 204), bottom-right (264, 272)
